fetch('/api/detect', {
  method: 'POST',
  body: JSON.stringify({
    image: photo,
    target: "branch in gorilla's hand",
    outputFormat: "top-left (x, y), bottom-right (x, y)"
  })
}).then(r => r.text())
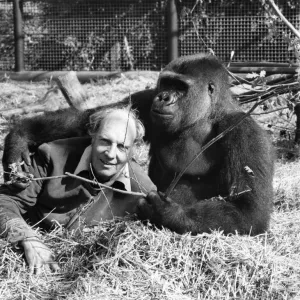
top-left (3, 168), bottom-right (147, 197)
top-left (65, 172), bottom-right (146, 197)
top-left (137, 189), bottom-right (252, 232)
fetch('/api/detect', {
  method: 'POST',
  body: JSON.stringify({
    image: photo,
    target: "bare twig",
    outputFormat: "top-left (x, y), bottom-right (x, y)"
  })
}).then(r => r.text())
top-left (31, 174), bottom-right (68, 181)
top-left (251, 106), bottom-right (289, 115)
top-left (266, 0), bottom-right (300, 39)
top-left (65, 172), bottom-right (146, 197)
top-left (5, 171), bottom-right (145, 197)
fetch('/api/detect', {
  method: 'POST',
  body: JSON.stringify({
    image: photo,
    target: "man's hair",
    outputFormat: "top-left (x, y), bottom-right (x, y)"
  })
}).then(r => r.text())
top-left (88, 105), bottom-right (145, 145)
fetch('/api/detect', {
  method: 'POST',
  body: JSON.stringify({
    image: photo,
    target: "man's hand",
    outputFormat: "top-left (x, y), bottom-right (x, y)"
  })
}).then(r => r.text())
top-left (20, 237), bottom-right (60, 275)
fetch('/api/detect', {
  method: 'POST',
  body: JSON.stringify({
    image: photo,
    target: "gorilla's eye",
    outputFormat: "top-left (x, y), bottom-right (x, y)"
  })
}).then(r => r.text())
top-left (160, 77), bottom-right (188, 92)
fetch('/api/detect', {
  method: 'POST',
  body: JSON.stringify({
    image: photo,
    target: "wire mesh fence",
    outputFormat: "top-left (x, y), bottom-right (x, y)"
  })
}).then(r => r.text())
top-left (0, 0), bottom-right (299, 72)
top-left (0, 0), bottom-right (14, 71)
top-left (179, 0), bottom-right (300, 63)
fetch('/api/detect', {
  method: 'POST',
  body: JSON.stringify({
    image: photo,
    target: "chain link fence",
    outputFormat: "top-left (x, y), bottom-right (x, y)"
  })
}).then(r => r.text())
top-left (0, 0), bottom-right (299, 71)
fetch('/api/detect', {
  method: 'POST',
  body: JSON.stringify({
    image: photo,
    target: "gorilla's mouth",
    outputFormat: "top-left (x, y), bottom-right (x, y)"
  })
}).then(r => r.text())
top-left (151, 109), bottom-right (173, 117)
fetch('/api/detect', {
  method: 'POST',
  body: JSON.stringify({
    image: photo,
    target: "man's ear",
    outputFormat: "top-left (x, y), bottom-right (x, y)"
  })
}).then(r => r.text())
top-left (127, 144), bottom-right (136, 160)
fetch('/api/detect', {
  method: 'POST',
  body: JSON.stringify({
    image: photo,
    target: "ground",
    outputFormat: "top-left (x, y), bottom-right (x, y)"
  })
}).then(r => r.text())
top-left (0, 73), bottom-right (300, 300)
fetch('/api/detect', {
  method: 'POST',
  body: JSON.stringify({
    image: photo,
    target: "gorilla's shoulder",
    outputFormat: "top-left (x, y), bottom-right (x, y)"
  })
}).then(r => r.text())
top-left (218, 110), bottom-right (266, 136)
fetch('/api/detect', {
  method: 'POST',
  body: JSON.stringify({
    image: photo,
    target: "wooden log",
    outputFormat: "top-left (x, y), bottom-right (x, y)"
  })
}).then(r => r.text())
top-left (0, 72), bottom-right (89, 118)
top-left (0, 104), bottom-right (46, 118)
top-left (55, 71), bottom-right (89, 111)
top-left (228, 66), bottom-right (298, 74)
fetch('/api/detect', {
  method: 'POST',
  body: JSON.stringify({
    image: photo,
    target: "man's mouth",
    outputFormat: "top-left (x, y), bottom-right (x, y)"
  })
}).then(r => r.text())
top-left (100, 159), bottom-right (116, 166)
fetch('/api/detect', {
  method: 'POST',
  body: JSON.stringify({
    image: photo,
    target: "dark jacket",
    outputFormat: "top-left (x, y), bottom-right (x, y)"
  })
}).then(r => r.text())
top-left (0, 137), bottom-right (155, 240)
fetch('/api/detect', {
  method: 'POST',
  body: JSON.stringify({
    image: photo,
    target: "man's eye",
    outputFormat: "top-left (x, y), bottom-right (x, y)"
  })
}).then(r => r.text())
top-left (99, 139), bottom-right (110, 146)
top-left (118, 144), bottom-right (127, 152)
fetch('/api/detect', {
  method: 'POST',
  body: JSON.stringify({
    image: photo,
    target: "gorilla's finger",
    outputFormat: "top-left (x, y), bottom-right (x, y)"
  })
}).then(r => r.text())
top-left (158, 191), bottom-right (173, 204)
top-left (22, 151), bottom-right (31, 166)
top-left (147, 191), bottom-right (161, 201)
top-left (147, 191), bottom-right (165, 209)
top-left (138, 197), bottom-right (148, 206)
top-left (137, 198), bottom-right (153, 220)
top-left (13, 181), bottom-right (30, 189)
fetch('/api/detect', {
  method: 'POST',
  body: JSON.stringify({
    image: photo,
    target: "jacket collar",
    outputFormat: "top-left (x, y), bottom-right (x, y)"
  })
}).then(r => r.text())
top-left (74, 145), bottom-right (131, 191)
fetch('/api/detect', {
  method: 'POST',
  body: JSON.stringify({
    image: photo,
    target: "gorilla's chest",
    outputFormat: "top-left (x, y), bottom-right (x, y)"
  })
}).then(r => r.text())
top-left (150, 136), bottom-right (224, 202)
top-left (149, 160), bottom-right (222, 203)
top-left (156, 136), bottom-right (221, 175)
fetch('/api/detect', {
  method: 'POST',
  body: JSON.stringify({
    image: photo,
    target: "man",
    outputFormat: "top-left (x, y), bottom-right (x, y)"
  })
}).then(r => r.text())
top-left (0, 106), bottom-right (156, 273)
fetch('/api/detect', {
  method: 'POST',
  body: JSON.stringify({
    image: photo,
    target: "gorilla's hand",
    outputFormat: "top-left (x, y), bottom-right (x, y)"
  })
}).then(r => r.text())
top-left (2, 131), bottom-right (33, 188)
top-left (137, 191), bottom-right (180, 229)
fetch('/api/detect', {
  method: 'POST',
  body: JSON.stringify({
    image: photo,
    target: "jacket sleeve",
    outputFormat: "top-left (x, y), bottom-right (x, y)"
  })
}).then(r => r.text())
top-left (0, 143), bottom-right (52, 242)
top-left (129, 160), bottom-right (157, 194)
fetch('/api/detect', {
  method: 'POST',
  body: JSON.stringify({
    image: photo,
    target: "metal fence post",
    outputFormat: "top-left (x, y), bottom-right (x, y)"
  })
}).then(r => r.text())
top-left (167, 0), bottom-right (179, 63)
top-left (294, 101), bottom-right (300, 144)
top-left (13, 0), bottom-right (24, 72)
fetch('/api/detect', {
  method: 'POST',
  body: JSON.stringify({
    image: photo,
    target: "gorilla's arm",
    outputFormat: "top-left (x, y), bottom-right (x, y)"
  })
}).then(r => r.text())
top-left (2, 108), bottom-right (93, 170)
top-left (138, 114), bottom-right (274, 235)
top-left (2, 88), bottom-right (156, 168)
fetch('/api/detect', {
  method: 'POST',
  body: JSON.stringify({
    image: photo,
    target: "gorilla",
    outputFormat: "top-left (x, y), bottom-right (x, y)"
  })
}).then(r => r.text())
top-left (2, 53), bottom-right (274, 235)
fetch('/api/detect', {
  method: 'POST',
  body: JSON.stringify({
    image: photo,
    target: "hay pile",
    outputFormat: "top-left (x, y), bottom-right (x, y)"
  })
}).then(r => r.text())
top-left (0, 74), bottom-right (300, 299)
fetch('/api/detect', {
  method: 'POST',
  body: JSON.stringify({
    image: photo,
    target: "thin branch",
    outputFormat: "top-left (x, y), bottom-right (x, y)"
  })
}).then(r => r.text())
top-left (65, 172), bottom-right (146, 197)
top-left (5, 171), bottom-right (146, 197)
top-left (164, 97), bottom-right (269, 198)
top-left (31, 175), bottom-right (68, 181)
top-left (266, 0), bottom-right (300, 39)
top-left (251, 106), bottom-right (289, 115)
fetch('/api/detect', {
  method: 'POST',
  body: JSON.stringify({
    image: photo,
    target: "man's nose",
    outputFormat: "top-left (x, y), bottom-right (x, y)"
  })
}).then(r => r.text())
top-left (105, 144), bottom-right (117, 159)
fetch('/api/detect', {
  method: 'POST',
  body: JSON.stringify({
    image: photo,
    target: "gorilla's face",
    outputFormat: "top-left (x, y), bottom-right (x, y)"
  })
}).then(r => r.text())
top-left (151, 71), bottom-right (212, 134)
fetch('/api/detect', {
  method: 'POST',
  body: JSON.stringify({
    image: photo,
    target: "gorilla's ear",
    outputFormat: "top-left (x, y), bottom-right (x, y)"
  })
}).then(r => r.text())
top-left (208, 82), bottom-right (215, 95)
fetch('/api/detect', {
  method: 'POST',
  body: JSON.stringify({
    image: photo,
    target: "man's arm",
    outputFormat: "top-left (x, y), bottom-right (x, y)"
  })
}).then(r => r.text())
top-left (0, 193), bottom-right (59, 274)
top-left (0, 146), bottom-right (60, 273)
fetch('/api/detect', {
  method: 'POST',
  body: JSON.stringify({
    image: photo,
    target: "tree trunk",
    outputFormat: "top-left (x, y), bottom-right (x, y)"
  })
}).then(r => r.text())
top-left (55, 71), bottom-right (89, 111)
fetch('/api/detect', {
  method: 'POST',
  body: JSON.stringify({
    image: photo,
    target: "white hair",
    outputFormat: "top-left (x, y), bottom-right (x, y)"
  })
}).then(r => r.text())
top-left (88, 106), bottom-right (145, 145)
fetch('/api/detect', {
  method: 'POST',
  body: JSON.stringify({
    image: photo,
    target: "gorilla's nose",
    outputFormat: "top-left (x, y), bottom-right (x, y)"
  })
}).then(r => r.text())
top-left (155, 91), bottom-right (175, 105)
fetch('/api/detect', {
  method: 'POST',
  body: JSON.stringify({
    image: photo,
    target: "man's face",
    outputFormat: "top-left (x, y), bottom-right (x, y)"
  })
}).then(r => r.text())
top-left (91, 111), bottom-right (136, 182)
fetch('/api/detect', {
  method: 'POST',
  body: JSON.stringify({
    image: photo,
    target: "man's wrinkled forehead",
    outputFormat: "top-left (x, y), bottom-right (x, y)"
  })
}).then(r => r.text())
top-left (99, 110), bottom-right (137, 141)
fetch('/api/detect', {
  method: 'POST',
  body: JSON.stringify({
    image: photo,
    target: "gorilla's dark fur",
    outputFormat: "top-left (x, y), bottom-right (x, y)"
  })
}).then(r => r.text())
top-left (3, 54), bottom-right (274, 235)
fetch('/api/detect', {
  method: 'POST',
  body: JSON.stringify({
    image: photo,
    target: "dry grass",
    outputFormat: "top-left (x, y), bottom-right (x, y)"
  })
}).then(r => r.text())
top-left (0, 76), bottom-right (300, 300)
